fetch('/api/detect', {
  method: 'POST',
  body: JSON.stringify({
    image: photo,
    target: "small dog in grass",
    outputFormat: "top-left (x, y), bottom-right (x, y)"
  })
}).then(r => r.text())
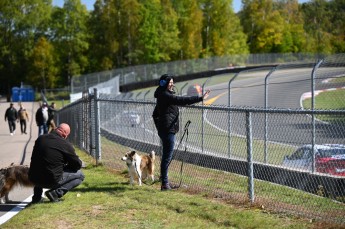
top-left (121, 150), bottom-right (155, 186)
top-left (0, 164), bottom-right (34, 204)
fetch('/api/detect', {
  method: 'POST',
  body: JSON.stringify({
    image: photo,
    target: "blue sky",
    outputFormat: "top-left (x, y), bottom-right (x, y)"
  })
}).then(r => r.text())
top-left (53, 0), bottom-right (310, 13)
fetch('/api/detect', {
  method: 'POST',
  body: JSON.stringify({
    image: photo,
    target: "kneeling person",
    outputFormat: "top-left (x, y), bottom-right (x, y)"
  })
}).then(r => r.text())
top-left (29, 123), bottom-right (85, 203)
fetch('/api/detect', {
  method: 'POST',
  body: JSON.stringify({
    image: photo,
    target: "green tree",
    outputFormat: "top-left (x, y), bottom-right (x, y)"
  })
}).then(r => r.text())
top-left (201, 0), bottom-right (248, 57)
top-left (276, 0), bottom-right (307, 53)
top-left (88, 0), bottom-right (120, 71)
top-left (301, 0), bottom-right (333, 53)
top-left (0, 0), bottom-right (51, 96)
top-left (172, 0), bottom-right (203, 59)
top-left (137, 0), bottom-right (180, 64)
top-left (88, 0), bottom-right (144, 69)
top-left (27, 37), bottom-right (57, 90)
top-left (329, 0), bottom-right (345, 52)
top-left (118, 0), bottom-right (143, 66)
top-left (158, 0), bottom-right (180, 61)
top-left (50, 0), bottom-right (90, 85)
top-left (136, 0), bottom-right (161, 63)
top-left (241, 0), bottom-right (287, 53)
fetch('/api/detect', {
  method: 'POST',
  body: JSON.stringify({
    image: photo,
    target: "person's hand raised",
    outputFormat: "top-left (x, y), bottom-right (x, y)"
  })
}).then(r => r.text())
top-left (203, 90), bottom-right (210, 100)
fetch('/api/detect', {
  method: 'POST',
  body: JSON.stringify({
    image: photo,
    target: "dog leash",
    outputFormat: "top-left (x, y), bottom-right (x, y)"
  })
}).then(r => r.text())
top-left (167, 120), bottom-right (191, 189)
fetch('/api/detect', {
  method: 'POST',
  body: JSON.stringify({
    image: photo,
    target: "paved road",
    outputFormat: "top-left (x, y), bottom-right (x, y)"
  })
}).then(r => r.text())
top-left (106, 67), bottom-right (345, 155)
top-left (0, 100), bottom-right (39, 224)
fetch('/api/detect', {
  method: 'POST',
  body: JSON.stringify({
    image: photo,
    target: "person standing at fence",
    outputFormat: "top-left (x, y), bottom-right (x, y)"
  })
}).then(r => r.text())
top-left (47, 102), bottom-right (57, 132)
top-left (18, 103), bottom-right (29, 134)
top-left (152, 74), bottom-right (210, 191)
top-left (29, 123), bottom-right (85, 203)
top-left (4, 103), bottom-right (18, 136)
top-left (35, 102), bottom-right (49, 136)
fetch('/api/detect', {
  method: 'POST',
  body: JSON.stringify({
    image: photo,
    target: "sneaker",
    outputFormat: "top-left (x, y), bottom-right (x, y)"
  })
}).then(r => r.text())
top-left (10, 133), bottom-right (13, 136)
top-left (45, 190), bottom-right (60, 202)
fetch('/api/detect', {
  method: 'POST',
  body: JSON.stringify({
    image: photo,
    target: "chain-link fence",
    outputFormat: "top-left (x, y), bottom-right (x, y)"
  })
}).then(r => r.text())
top-left (57, 54), bottom-right (345, 225)
top-left (71, 53), bottom-right (323, 94)
top-left (56, 95), bottom-right (345, 225)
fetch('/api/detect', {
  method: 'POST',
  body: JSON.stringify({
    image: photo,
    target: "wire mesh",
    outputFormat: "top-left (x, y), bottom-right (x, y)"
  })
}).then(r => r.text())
top-left (57, 96), bottom-right (345, 225)
top-left (56, 54), bottom-right (345, 225)
top-left (71, 53), bottom-right (323, 94)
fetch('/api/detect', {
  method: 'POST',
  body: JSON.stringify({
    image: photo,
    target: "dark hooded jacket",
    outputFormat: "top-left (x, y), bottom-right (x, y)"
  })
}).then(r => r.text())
top-left (153, 86), bottom-right (202, 134)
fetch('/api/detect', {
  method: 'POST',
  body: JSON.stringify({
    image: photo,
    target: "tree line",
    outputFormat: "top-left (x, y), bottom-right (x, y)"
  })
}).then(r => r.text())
top-left (0, 0), bottom-right (344, 95)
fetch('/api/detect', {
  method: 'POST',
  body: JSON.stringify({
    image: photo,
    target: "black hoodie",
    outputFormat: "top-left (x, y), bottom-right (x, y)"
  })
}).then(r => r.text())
top-left (153, 86), bottom-right (202, 134)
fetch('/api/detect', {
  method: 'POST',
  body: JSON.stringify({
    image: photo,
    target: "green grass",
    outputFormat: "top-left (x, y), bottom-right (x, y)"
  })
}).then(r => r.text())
top-left (330, 77), bottom-right (345, 84)
top-left (2, 149), bottom-right (337, 229)
top-left (303, 89), bottom-right (345, 110)
top-left (302, 89), bottom-right (345, 123)
top-left (99, 138), bottom-right (345, 223)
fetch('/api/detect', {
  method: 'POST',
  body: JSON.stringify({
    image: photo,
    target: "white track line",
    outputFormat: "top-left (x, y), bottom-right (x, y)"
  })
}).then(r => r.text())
top-left (0, 195), bottom-right (32, 225)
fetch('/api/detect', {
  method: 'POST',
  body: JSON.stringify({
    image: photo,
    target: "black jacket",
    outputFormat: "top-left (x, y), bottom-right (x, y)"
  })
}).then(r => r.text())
top-left (5, 107), bottom-right (18, 121)
top-left (35, 107), bottom-right (48, 126)
top-left (153, 87), bottom-right (202, 134)
top-left (29, 131), bottom-right (82, 186)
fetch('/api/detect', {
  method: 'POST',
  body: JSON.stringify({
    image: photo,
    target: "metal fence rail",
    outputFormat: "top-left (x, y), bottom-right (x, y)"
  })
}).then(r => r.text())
top-left (57, 96), bottom-right (345, 225)
top-left (57, 54), bottom-right (345, 225)
top-left (71, 53), bottom-right (323, 94)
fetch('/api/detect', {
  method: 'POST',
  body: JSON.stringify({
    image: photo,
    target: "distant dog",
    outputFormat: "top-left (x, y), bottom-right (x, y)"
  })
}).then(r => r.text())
top-left (121, 150), bottom-right (155, 186)
top-left (0, 164), bottom-right (34, 204)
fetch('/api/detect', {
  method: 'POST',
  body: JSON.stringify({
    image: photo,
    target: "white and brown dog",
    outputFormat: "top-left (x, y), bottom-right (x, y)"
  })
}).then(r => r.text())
top-left (0, 164), bottom-right (34, 204)
top-left (121, 150), bottom-right (155, 186)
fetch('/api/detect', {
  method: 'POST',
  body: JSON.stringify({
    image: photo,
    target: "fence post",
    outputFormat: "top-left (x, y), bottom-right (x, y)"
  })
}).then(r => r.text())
top-left (264, 67), bottom-right (277, 164)
top-left (93, 88), bottom-right (101, 164)
top-left (246, 111), bottom-right (254, 203)
top-left (228, 72), bottom-right (240, 158)
top-left (311, 59), bottom-right (324, 172)
top-left (202, 77), bottom-right (212, 154)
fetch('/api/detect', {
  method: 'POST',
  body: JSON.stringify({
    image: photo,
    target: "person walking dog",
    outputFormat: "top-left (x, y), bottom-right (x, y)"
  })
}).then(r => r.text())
top-left (152, 74), bottom-right (210, 191)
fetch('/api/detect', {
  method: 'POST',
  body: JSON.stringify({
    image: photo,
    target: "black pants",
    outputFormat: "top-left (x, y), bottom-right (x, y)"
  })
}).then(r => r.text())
top-left (20, 119), bottom-right (27, 134)
top-left (7, 120), bottom-right (16, 133)
top-left (32, 170), bottom-right (85, 202)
